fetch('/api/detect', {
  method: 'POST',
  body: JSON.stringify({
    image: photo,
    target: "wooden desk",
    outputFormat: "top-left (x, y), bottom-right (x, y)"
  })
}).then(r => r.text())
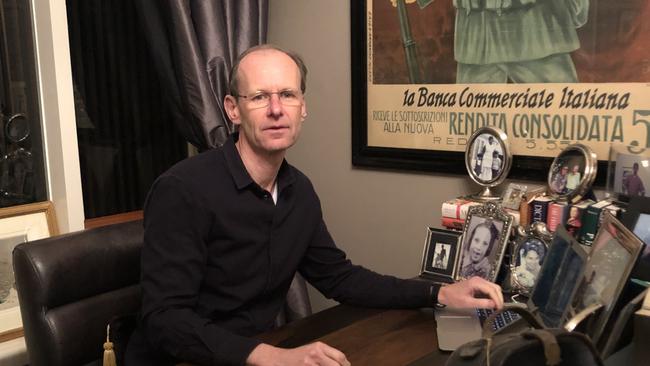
top-left (256, 305), bottom-right (451, 366)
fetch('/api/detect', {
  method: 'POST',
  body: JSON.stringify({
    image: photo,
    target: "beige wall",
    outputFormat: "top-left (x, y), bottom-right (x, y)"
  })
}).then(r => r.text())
top-left (268, 1), bottom-right (475, 311)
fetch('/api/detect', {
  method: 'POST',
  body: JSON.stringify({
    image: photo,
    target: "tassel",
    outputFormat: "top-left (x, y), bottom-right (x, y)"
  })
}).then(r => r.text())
top-left (103, 324), bottom-right (117, 366)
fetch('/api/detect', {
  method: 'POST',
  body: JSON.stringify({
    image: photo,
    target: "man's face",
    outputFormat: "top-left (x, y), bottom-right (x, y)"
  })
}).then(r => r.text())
top-left (561, 166), bottom-right (569, 176)
top-left (224, 49), bottom-right (306, 155)
top-left (469, 226), bottom-right (491, 263)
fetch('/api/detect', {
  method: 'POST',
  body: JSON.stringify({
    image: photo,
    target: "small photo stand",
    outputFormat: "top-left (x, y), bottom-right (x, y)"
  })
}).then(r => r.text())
top-left (465, 127), bottom-right (512, 201)
top-left (420, 227), bottom-right (462, 282)
top-left (457, 202), bottom-right (513, 282)
top-left (501, 183), bottom-right (527, 210)
top-left (621, 196), bottom-right (650, 281)
top-left (510, 221), bottom-right (552, 296)
top-left (606, 144), bottom-right (650, 202)
top-left (571, 211), bottom-right (644, 345)
top-left (547, 143), bottom-right (597, 203)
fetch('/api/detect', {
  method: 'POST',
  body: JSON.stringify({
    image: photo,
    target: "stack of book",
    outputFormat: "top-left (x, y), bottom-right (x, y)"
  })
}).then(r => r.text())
top-left (527, 197), bottom-right (624, 246)
top-left (440, 198), bottom-right (481, 230)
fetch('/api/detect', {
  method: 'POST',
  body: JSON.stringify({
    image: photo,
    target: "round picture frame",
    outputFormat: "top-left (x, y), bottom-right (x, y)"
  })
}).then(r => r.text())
top-left (547, 144), bottom-right (597, 203)
top-left (465, 127), bottom-right (512, 200)
top-left (509, 221), bottom-right (552, 296)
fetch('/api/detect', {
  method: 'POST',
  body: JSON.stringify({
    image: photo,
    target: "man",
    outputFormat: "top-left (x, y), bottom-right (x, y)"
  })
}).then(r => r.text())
top-left (623, 162), bottom-right (646, 196)
top-left (126, 45), bottom-right (503, 366)
top-left (565, 164), bottom-right (581, 191)
top-left (551, 165), bottom-right (569, 194)
top-left (480, 137), bottom-right (498, 181)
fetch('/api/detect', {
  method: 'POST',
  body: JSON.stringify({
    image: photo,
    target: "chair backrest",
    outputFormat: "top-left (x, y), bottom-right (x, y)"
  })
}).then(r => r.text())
top-left (13, 219), bottom-right (313, 365)
top-left (13, 220), bottom-right (143, 366)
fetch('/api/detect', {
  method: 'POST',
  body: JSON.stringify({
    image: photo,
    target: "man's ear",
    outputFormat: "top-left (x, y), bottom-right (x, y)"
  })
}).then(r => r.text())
top-left (224, 95), bottom-right (241, 126)
top-left (300, 101), bottom-right (307, 121)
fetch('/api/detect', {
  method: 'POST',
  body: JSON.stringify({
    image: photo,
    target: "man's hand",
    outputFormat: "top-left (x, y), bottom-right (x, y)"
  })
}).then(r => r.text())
top-left (437, 276), bottom-right (504, 310)
top-left (247, 342), bottom-right (350, 366)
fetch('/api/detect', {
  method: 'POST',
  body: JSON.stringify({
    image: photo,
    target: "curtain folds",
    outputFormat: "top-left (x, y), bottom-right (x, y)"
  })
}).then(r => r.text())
top-left (134, 0), bottom-right (268, 150)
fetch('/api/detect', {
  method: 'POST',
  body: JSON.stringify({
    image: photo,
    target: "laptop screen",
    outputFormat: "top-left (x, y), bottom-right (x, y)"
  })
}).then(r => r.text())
top-left (530, 227), bottom-right (586, 327)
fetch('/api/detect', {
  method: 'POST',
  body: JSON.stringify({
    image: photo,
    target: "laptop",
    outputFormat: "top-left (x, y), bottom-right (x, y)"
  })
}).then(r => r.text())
top-left (435, 226), bottom-right (588, 351)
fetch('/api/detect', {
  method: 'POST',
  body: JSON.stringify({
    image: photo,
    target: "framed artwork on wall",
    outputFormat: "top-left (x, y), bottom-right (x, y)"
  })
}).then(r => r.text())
top-left (0, 201), bottom-right (57, 343)
top-left (351, 0), bottom-right (650, 184)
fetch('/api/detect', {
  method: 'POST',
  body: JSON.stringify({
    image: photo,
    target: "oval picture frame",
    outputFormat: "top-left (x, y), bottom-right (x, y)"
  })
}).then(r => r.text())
top-left (510, 222), bottom-right (552, 296)
top-left (465, 126), bottom-right (512, 188)
top-left (547, 144), bottom-right (597, 203)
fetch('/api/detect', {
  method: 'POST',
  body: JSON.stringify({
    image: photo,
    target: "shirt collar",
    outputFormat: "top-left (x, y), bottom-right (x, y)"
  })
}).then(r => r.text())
top-left (223, 132), bottom-right (295, 192)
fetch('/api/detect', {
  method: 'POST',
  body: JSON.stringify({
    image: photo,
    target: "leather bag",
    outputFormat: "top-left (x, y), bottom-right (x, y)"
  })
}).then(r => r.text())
top-left (445, 306), bottom-right (603, 366)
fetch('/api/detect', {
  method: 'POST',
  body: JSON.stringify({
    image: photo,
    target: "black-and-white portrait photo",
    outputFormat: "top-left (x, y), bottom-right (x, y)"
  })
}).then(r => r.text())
top-left (420, 227), bottom-right (461, 280)
top-left (432, 242), bottom-right (451, 270)
top-left (469, 133), bottom-right (504, 182)
top-left (512, 238), bottom-right (547, 289)
top-left (458, 215), bottom-right (505, 281)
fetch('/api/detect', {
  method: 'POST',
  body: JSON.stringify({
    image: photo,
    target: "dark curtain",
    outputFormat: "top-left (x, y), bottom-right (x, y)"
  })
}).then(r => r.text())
top-left (133, 0), bottom-right (268, 150)
top-left (67, 0), bottom-right (188, 218)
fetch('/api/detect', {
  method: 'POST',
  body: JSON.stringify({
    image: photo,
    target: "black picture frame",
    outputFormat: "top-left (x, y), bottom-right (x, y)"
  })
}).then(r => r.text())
top-left (420, 227), bottom-right (461, 281)
top-left (350, 2), bottom-right (608, 185)
top-left (621, 196), bottom-right (650, 281)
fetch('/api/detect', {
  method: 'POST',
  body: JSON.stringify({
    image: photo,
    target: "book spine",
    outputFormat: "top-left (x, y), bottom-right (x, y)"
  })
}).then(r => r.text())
top-left (441, 217), bottom-right (465, 231)
top-left (519, 199), bottom-right (531, 227)
top-left (578, 204), bottom-right (603, 246)
top-left (441, 199), bottom-right (468, 219)
top-left (546, 202), bottom-right (566, 232)
top-left (531, 199), bottom-right (550, 224)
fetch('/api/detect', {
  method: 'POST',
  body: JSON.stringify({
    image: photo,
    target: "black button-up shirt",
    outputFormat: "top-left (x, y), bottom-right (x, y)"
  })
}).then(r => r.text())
top-left (127, 135), bottom-right (435, 365)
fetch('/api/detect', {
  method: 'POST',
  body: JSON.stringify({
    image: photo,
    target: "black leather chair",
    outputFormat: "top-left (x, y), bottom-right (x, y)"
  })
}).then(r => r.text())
top-left (13, 220), bottom-right (312, 366)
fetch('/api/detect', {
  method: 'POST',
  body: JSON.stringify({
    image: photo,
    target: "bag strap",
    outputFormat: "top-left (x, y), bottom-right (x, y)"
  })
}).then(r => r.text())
top-left (482, 303), bottom-right (544, 337)
top-left (521, 329), bottom-right (562, 366)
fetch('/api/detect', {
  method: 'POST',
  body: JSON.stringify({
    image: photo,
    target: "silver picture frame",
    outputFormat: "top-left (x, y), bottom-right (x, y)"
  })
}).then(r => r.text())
top-left (570, 211), bottom-right (644, 345)
top-left (456, 202), bottom-right (514, 282)
top-left (510, 221), bottom-right (552, 296)
top-left (465, 127), bottom-right (512, 201)
top-left (547, 143), bottom-right (597, 203)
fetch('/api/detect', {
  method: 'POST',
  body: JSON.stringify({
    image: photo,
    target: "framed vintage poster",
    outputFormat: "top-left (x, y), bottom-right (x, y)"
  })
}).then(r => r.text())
top-left (351, 0), bottom-right (650, 183)
top-left (0, 201), bottom-right (57, 342)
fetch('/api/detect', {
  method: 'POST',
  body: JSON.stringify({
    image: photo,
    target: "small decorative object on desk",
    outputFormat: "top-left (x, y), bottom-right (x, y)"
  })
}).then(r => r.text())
top-left (465, 126), bottom-right (512, 201)
top-left (420, 227), bottom-right (462, 282)
top-left (501, 183), bottom-right (527, 211)
top-left (547, 143), bottom-right (597, 203)
top-left (457, 202), bottom-right (514, 282)
top-left (510, 221), bottom-right (552, 296)
top-left (606, 143), bottom-right (650, 202)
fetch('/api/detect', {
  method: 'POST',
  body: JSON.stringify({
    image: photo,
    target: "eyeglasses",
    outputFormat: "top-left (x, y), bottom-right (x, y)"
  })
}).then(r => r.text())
top-left (235, 89), bottom-right (303, 109)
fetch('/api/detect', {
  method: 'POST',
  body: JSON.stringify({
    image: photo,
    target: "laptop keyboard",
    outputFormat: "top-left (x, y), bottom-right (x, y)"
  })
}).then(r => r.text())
top-left (476, 308), bottom-right (521, 331)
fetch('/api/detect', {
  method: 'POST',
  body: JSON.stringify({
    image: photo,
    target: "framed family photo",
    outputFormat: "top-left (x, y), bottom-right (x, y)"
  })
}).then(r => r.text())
top-left (621, 196), bottom-right (650, 281)
top-left (420, 227), bottom-right (461, 281)
top-left (0, 201), bottom-right (57, 342)
top-left (351, 1), bottom-right (650, 185)
top-left (547, 144), bottom-right (597, 203)
top-left (571, 211), bottom-right (643, 344)
top-left (456, 202), bottom-right (513, 282)
top-left (501, 183), bottom-right (528, 211)
top-left (510, 222), bottom-right (552, 295)
top-left (606, 144), bottom-right (650, 201)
